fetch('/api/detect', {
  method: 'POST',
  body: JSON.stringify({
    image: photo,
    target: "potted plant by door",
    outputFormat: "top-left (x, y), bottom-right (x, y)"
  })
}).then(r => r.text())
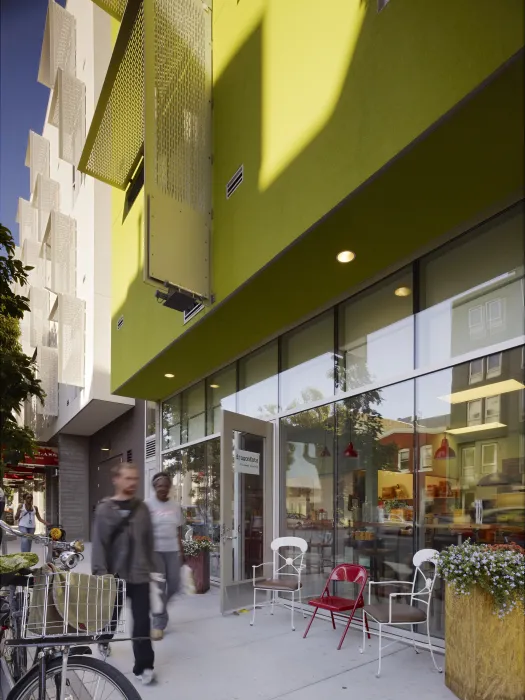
top-left (182, 535), bottom-right (214, 594)
top-left (437, 541), bottom-right (525, 700)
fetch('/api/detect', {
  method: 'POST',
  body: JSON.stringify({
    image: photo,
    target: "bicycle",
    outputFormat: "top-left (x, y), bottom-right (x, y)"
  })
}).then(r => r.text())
top-left (0, 521), bottom-right (141, 700)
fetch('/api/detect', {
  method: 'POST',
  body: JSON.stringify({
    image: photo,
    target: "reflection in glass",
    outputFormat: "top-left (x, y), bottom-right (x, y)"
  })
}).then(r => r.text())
top-left (280, 312), bottom-right (335, 412)
top-left (162, 395), bottom-right (181, 450)
top-left (181, 382), bottom-right (206, 443)
top-left (335, 381), bottom-right (415, 611)
top-left (281, 405), bottom-right (335, 598)
top-left (337, 269), bottom-right (414, 392)
top-left (146, 401), bottom-right (156, 437)
top-left (206, 365), bottom-right (236, 434)
top-left (416, 346), bottom-right (525, 637)
top-left (417, 203), bottom-right (524, 369)
top-left (238, 342), bottom-right (278, 419)
top-left (162, 437), bottom-right (221, 579)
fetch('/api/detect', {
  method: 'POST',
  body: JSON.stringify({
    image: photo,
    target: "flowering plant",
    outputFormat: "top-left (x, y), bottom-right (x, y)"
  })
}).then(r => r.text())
top-left (437, 540), bottom-right (525, 618)
top-left (182, 535), bottom-right (214, 558)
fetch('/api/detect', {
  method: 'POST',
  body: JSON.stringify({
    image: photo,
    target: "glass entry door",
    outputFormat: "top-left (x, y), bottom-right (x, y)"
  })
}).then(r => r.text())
top-left (220, 410), bottom-right (274, 614)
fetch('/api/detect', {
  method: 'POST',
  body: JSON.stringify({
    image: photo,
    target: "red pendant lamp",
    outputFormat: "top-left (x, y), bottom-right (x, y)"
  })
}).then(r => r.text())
top-left (434, 438), bottom-right (456, 460)
top-left (320, 446), bottom-right (331, 458)
top-left (344, 442), bottom-right (358, 458)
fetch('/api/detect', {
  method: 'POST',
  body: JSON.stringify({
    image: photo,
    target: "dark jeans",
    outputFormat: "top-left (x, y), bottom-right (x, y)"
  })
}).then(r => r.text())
top-left (100, 581), bottom-right (154, 675)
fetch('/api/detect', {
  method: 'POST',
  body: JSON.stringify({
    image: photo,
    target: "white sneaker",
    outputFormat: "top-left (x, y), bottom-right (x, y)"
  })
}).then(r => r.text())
top-left (140, 669), bottom-right (155, 686)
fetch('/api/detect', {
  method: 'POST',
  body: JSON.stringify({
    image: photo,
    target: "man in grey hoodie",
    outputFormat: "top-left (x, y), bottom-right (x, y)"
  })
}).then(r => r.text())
top-left (92, 462), bottom-right (156, 685)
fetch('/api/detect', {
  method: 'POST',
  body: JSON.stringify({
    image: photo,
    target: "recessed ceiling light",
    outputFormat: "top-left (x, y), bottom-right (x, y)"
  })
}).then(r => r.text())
top-left (210, 384), bottom-right (220, 389)
top-left (336, 250), bottom-right (356, 263)
top-left (101, 447), bottom-right (110, 452)
top-left (164, 373), bottom-right (175, 378)
top-left (395, 286), bottom-right (412, 297)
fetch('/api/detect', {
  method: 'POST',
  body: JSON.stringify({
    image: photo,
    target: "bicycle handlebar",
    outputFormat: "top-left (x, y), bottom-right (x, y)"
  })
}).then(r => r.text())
top-left (0, 519), bottom-right (84, 554)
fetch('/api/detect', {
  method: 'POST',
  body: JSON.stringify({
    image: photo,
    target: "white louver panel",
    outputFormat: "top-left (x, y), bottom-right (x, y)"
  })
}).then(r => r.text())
top-left (25, 132), bottom-right (50, 196)
top-left (29, 287), bottom-right (50, 349)
top-left (33, 174), bottom-right (60, 241)
top-left (58, 294), bottom-right (85, 387)
top-left (38, 0), bottom-right (76, 89)
top-left (19, 312), bottom-right (32, 356)
top-left (36, 346), bottom-right (59, 416)
top-left (145, 435), bottom-right (156, 460)
top-left (49, 69), bottom-right (86, 166)
top-left (43, 211), bottom-right (77, 296)
top-left (22, 239), bottom-right (45, 289)
top-left (16, 198), bottom-right (38, 246)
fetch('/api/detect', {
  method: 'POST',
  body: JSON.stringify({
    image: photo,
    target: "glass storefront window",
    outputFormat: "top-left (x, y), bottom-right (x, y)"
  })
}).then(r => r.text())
top-left (417, 203), bottom-right (524, 370)
top-left (416, 345), bottom-right (525, 636)
top-left (206, 365), bottom-right (236, 434)
top-left (146, 401), bottom-right (156, 437)
top-left (181, 382), bottom-right (206, 443)
top-left (281, 405), bottom-right (335, 598)
top-left (162, 395), bottom-right (181, 450)
top-left (280, 312), bottom-right (335, 412)
top-left (337, 269), bottom-right (414, 392)
top-left (237, 341), bottom-right (278, 419)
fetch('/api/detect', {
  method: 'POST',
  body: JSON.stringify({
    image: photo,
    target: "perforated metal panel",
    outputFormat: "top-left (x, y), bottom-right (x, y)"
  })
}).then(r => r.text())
top-left (91, 0), bottom-right (128, 20)
top-left (22, 239), bottom-right (45, 289)
top-left (79, 0), bottom-right (144, 189)
top-left (26, 131), bottom-right (50, 196)
top-left (58, 294), bottom-right (85, 387)
top-left (33, 174), bottom-right (60, 241)
top-left (29, 287), bottom-right (50, 349)
top-left (145, 0), bottom-right (211, 298)
top-left (53, 70), bottom-right (86, 166)
top-left (19, 312), bottom-right (32, 356)
top-left (38, 0), bottom-right (76, 89)
top-left (47, 211), bottom-right (77, 296)
top-left (36, 346), bottom-right (59, 416)
top-left (16, 198), bottom-right (38, 246)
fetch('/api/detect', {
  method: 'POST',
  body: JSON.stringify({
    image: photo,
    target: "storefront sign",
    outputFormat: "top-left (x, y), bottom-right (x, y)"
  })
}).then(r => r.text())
top-left (234, 449), bottom-right (260, 476)
top-left (20, 447), bottom-right (59, 467)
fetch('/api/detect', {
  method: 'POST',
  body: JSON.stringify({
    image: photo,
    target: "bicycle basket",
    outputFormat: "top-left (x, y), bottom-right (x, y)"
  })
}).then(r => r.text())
top-left (23, 566), bottom-right (126, 638)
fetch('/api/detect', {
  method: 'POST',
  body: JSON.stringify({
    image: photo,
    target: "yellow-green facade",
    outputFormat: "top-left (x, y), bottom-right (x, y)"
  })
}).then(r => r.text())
top-left (108, 0), bottom-right (524, 401)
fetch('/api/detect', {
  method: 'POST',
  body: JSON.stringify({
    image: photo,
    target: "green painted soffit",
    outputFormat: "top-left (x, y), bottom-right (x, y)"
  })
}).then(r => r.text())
top-left (116, 53), bottom-right (524, 402)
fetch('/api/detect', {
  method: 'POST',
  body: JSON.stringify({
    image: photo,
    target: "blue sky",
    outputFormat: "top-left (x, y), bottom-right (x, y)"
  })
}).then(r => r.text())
top-left (0, 0), bottom-right (65, 244)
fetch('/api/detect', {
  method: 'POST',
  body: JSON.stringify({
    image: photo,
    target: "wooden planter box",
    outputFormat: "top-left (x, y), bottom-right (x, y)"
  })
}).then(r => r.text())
top-left (445, 584), bottom-right (525, 700)
top-left (186, 551), bottom-right (210, 594)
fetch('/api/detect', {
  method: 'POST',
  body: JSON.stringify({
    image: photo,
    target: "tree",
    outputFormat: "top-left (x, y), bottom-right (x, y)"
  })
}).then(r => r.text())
top-left (0, 223), bottom-right (45, 479)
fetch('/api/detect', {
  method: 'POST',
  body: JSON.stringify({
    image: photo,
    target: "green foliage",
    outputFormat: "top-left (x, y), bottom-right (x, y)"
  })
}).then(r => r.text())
top-left (0, 224), bottom-right (45, 477)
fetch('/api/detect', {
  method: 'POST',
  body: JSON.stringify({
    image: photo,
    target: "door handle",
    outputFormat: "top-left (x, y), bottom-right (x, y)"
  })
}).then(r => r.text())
top-left (224, 535), bottom-right (237, 541)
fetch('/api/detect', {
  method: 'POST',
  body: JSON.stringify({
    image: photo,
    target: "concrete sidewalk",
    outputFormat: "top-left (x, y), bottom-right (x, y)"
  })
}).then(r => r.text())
top-left (2, 538), bottom-right (455, 698)
top-left (105, 588), bottom-right (455, 700)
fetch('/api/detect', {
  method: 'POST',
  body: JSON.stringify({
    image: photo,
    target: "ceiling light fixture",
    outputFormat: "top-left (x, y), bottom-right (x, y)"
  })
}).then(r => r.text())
top-left (337, 251), bottom-right (356, 264)
top-left (439, 380), bottom-right (525, 405)
top-left (395, 287), bottom-right (412, 297)
top-left (101, 447), bottom-right (110, 452)
top-left (434, 438), bottom-right (456, 460)
top-left (164, 373), bottom-right (175, 379)
top-left (210, 384), bottom-right (220, 389)
top-left (446, 422), bottom-right (506, 436)
top-left (344, 442), bottom-right (358, 458)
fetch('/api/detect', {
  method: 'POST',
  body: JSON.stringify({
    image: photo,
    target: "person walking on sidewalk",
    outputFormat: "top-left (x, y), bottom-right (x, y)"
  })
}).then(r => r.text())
top-left (146, 472), bottom-right (184, 640)
top-left (92, 462), bottom-right (157, 686)
top-left (15, 494), bottom-right (49, 551)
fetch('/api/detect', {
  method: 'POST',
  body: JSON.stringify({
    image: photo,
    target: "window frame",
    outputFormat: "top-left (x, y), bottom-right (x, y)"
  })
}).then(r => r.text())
top-left (469, 358), bottom-right (484, 384)
top-left (461, 446), bottom-right (476, 481)
top-left (398, 448), bottom-right (410, 473)
top-left (485, 394), bottom-right (501, 424)
top-left (486, 353), bottom-right (502, 379)
top-left (467, 399), bottom-right (483, 427)
top-left (481, 442), bottom-right (498, 474)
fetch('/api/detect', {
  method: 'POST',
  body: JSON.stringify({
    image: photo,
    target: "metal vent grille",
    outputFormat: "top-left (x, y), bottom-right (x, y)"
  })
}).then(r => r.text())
top-left (29, 287), bottom-right (50, 349)
top-left (183, 302), bottom-right (204, 324)
top-left (117, 315), bottom-right (124, 330)
top-left (36, 346), bottom-right (59, 416)
top-left (33, 174), bottom-right (60, 241)
top-left (91, 0), bottom-right (128, 20)
top-left (26, 132), bottom-right (50, 196)
top-left (17, 199), bottom-right (38, 246)
top-left (44, 211), bottom-right (77, 296)
top-left (38, 0), bottom-right (76, 89)
top-left (153, 0), bottom-right (209, 214)
top-left (226, 165), bottom-right (243, 199)
top-left (126, 449), bottom-right (133, 462)
top-left (81, 1), bottom-right (144, 189)
top-left (58, 294), bottom-right (85, 387)
top-left (22, 240), bottom-right (45, 289)
top-left (145, 435), bottom-right (156, 460)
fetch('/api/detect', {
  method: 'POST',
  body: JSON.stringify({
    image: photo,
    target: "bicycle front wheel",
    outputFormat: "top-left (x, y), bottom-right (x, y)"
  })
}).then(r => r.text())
top-left (7, 655), bottom-right (142, 700)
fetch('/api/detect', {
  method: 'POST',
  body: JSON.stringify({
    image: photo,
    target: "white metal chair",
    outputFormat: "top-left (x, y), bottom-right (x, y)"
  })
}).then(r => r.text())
top-left (360, 548), bottom-right (443, 678)
top-left (251, 536), bottom-right (308, 631)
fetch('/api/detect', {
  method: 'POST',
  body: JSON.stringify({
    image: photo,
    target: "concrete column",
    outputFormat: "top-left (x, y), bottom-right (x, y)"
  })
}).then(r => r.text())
top-left (58, 435), bottom-right (90, 540)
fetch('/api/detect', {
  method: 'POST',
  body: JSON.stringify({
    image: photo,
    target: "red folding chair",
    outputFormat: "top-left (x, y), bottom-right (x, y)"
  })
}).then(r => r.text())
top-left (303, 563), bottom-right (370, 650)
